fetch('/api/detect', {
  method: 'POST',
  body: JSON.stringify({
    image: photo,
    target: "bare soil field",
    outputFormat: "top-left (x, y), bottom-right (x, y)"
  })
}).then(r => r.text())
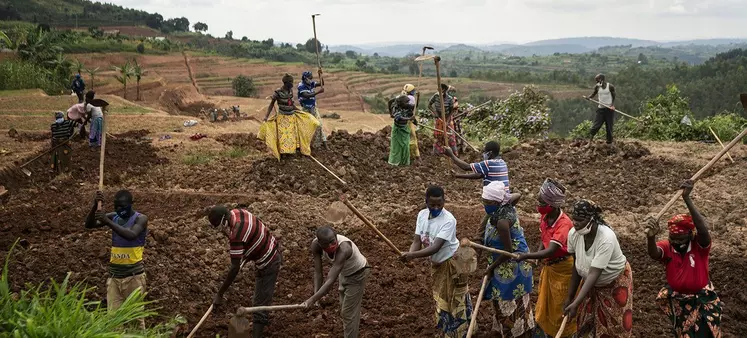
top-left (0, 103), bottom-right (745, 337)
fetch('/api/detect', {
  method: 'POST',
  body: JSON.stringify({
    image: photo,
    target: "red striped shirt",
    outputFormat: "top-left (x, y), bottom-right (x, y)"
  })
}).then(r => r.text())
top-left (228, 209), bottom-right (278, 269)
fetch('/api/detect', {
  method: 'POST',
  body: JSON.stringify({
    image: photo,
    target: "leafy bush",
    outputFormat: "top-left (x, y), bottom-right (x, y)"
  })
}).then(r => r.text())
top-left (568, 85), bottom-right (747, 142)
top-left (232, 75), bottom-right (257, 98)
top-left (0, 240), bottom-right (184, 337)
top-left (136, 43), bottom-right (145, 54)
top-left (463, 86), bottom-right (552, 143)
top-left (0, 60), bottom-right (60, 93)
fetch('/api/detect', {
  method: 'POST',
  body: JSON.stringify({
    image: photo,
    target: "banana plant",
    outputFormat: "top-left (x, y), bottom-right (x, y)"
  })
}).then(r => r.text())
top-left (72, 59), bottom-right (84, 75)
top-left (130, 58), bottom-right (146, 101)
top-left (85, 67), bottom-right (101, 91)
top-left (113, 61), bottom-right (133, 100)
top-left (0, 31), bottom-right (10, 49)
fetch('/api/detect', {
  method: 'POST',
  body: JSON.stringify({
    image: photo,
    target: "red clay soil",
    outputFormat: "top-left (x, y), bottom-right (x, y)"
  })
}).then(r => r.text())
top-left (1, 128), bottom-right (745, 337)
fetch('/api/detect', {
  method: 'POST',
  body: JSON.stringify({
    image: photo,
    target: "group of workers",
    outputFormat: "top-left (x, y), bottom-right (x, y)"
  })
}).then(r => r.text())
top-left (74, 67), bottom-right (723, 338)
top-left (48, 80), bottom-right (107, 175)
top-left (257, 71), bottom-right (328, 160)
top-left (201, 106), bottom-right (242, 122)
top-left (83, 144), bottom-right (722, 338)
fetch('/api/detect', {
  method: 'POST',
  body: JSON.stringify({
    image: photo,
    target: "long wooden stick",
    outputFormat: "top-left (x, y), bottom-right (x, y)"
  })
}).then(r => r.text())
top-left (237, 303), bottom-right (305, 315)
top-left (97, 110), bottom-right (107, 210)
top-left (466, 275), bottom-right (489, 338)
top-left (309, 155), bottom-right (346, 185)
top-left (460, 238), bottom-right (519, 259)
top-left (448, 125), bottom-right (479, 152)
top-left (186, 304), bottom-right (213, 338)
top-left (434, 56), bottom-right (453, 167)
top-left (453, 100), bottom-right (492, 120)
top-left (655, 127), bottom-right (747, 220)
top-left (584, 96), bottom-right (643, 122)
top-left (708, 127), bottom-right (734, 163)
top-left (555, 315), bottom-right (569, 338)
top-left (341, 196), bottom-right (402, 255)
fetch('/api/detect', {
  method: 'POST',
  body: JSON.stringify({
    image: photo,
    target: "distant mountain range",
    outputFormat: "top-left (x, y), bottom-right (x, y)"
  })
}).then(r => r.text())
top-left (328, 37), bottom-right (747, 57)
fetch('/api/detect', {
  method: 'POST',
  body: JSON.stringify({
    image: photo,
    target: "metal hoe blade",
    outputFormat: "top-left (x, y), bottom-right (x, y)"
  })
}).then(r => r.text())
top-left (21, 168), bottom-right (31, 176)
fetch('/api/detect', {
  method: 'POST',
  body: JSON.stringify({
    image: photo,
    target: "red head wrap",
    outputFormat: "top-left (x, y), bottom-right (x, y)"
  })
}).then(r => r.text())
top-left (667, 214), bottom-right (694, 235)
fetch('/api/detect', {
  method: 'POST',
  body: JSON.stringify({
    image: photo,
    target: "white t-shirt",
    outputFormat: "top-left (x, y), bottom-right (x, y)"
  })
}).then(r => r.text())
top-left (415, 209), bottom-right (459, 263)
top-left (568, 225), bottom-right (627, 286)
top-left (86, 104), bottom-right (103, 118)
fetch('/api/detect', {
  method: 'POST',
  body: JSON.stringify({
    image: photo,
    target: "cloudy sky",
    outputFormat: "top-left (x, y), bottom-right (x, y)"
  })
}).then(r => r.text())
top-left (110, 0), bottom-right (747, 45)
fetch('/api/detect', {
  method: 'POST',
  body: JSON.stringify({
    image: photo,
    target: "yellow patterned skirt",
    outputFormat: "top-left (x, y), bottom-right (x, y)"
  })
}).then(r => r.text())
top-left (258, 111), bottom-right (320, 159)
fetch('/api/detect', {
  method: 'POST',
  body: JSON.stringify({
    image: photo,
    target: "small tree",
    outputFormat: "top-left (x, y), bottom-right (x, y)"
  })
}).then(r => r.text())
top-left (225, 31), bottom-right (233, 40)
top-left (449, 70), bottom-right (458, 77)
top-left (113, 61), bottom-right (133, 100)
top-left (304, 38), bottom-right (321, 54)
top-left (131, 59), bottom-right (145, 101)
top-left (72, 59), bottom-right (84, 75)
top-left (193, 22), bottom-right (208, 32)
top-left (232, 75), bottom-right (257, 98)
top-left (136, 43), bottom-right (145, 54)
top-left (85, 67), bottom-right (101, 90)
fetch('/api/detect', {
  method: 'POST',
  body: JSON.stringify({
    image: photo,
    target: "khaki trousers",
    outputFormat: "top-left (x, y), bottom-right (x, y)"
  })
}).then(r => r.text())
top-left (107, 273), bottom-right (147, 328)
top-left (338, 267), bottom-right (371, 338)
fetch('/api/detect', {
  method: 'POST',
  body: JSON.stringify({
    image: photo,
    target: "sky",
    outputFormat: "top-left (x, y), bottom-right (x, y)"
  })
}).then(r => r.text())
top-left (110, 0), bottom-right (747, 45)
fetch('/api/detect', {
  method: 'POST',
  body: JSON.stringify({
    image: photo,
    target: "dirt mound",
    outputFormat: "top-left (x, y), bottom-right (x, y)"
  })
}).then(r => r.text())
top-left (159, 87), bottom-right (211, 116)
top-left (215, 133), bottom-right (265, 149)
top-left (114, 129), bottom-right (150, 139)
top-left (11, 131), bottom-right (51, 142)
top-left (504, 139), bottom-right (697, 214)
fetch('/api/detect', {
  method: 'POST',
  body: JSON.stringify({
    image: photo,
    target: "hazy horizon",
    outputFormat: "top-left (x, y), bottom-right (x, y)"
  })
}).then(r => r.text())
top-left (109, 0), bottom-right (747, 45)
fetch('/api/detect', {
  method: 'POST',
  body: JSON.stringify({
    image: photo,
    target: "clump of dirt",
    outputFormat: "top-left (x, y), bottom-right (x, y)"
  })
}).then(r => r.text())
top-left (12, 131), bottom-right (51, 142)
top-left (215, 133), bottom-right (265, 149)
top-left (114, 129), bottom-right (150, 138)
top-left (160, 87), bottom-right (214, 116)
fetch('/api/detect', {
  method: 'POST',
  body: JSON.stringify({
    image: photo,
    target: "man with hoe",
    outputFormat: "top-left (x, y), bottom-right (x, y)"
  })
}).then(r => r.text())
top-left (84, 190), bottom-right (148, 327)
top-left (302, 225), bottom-right (371, 338)
top-left (586, 73), bottom-right (617, 145)
top-left (208, 205), bottom-right (282, 338)
top-left (50, 111), bottom-right (78, 175)
top-left (298, 70), bottom-right (328, 150)
top-left (428, 84), bottom-right (458, 155)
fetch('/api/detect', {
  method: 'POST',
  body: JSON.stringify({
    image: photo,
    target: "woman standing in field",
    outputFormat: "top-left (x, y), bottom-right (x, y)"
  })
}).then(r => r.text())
top-left (84, 91), bottom-right (105, 148)
top-left (643, 180), bottom-right (722, 338)
top-left (564, 199), bottom-right (633, 337)
top-left (481, 180), bottom-right (535, 337)
top-left (515, 179), bottom-right (577, 338)
top-left (259, 73), bottom-right (320, 159)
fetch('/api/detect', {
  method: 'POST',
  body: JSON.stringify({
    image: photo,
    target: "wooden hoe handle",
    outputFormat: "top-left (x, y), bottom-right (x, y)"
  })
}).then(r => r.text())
top-left (341, 196), bottom-right (403, 256)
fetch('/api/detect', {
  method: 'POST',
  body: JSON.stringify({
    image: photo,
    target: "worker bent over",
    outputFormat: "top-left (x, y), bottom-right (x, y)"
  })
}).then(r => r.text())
top-left (302, 226), bottom-right (371, 338)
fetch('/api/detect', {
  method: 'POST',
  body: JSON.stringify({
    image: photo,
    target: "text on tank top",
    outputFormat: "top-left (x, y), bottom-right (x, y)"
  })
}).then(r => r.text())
top-left (597, 83), bottom-right (613, 107)
top-left (323, 235), bottom-right (368, 277)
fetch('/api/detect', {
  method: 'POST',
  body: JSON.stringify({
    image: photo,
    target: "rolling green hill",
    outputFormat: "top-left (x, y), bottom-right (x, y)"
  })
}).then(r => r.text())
top-left (0, 0), bottom-right (155, 27)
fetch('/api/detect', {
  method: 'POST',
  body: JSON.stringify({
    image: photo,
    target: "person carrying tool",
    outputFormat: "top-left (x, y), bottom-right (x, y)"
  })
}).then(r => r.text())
top-left (642, 180), bottom-right (722, 338)
top-left (514, 179), bottom-right (577, 338)
top-left (83, 91), bottom-right (105, 148)
top-left (444, 141), bottom-right (510, 189)
top-left (298, 71), bottom-right (328, 150)
top-left (71, 74), bottom-right (86, 103)
top-left (479, 181), bottom-right (534, 337)
top-left (387, 87), bottom-right (418, 166)
top-left (586, 73), bottom-right (617, 145)
top-left (208, 205), bottom-right (282, 338)
top-left (302, 225), bottom-right (371, 338)
top-left (258, 73), bottom-right (320, 159)
top-left (84, 190), bottom-right (148, 328)
top-left (428, 84), bottom-right (457, 155)
top-left (564, 199), bottom-right (633, 337)
top-left (66, 90), bottom-right (96, 139)
top-left (400, 185), bottom-right (472, 337)
top-left (50, 111), bottom-right (78, 175)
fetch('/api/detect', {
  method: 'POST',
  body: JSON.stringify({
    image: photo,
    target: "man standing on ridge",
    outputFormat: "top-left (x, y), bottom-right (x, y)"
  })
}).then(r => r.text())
top-left (302, 226), bottom-right (371, 338)
top-left (586, 73), bottom-right (616, 145)
top-left (298, 71), bottom-right (328, 150)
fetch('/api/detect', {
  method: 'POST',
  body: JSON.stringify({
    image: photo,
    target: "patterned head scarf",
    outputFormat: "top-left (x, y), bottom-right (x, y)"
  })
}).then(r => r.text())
top-left (54, 111), bottom-right (64, 123)
top-left (539, 178), bottom-right (566, 207)
top-left (482, 181), bottom-right (509, 205)
top-left (572, 199), bottom-right (603, 222)
top-left (302, 71), bottom-right (312, 84)
top-left (282, 73), bottom-right (293, 84)
top-left (667, 214), bottom-right (695, 235)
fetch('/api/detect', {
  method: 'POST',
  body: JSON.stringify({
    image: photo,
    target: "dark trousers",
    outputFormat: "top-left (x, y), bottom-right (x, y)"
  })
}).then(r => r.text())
top-left (75, 91), bottom-right (84, 103)
top-left (589, 107), bottom-right (614, 144)
top-left (252, 250), bottom-right (282, 326)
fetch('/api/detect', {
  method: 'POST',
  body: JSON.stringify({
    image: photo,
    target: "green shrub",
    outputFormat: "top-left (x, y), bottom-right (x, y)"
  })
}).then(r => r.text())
top-left (0, 240), bottom-right (184, 337)
top-left (463, 85), bottom-right (552, 143)
top-left (232, 75), bottom-right (257, 98)
top-left (0, 60), bottom-right (63, 94)
top-left (137, 43), bottom-right (145, 54)
top-left (568, 120), bottom-right (593, 139)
